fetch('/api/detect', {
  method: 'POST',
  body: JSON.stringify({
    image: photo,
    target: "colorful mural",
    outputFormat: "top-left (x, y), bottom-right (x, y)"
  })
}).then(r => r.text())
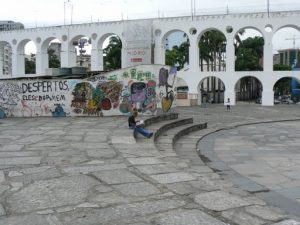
top-left (0, 65), bottom-right (177, 118)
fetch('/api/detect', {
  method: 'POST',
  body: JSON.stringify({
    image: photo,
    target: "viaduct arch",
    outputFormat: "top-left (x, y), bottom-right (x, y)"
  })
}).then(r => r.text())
top-left (1, 11), bottom-right (300, 106)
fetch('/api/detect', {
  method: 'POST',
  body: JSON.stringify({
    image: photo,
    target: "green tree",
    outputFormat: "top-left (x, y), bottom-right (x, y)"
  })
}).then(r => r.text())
top-left (25, 53), bottom-right (36, 74)
top-left (48, 49), bottom-right (60, 68)
top-left (199, 30), bottom-right (226, 72)
top-left (273, 64), bottom-right (292, 71)
top-left (165, 49), bottom-right (177, 67)
top-left (103, 36), bottom-right (122, 71)
top-left (165, 32), bottom-right (190, 71)
top-left (165, 40), bottom-right (190, 70)
top-left (235, 36), bottom-right (264, 71)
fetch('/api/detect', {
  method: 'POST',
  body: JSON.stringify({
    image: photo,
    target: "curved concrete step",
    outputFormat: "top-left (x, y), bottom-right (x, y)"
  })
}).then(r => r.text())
top-left (156, 122), bottom-right (207, 152)
top-left (135, 118), bottom-right (193, 142)
top-left (134, 113), bottom-right (178, 138)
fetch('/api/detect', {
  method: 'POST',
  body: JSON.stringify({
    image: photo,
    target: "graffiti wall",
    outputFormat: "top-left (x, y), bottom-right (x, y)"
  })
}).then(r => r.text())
top-left (0, 65), bottom-right (177, 118)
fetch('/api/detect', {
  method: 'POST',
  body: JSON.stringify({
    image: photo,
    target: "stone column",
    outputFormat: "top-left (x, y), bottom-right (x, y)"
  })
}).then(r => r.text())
top-left (189, 42), bottom-right (199, 71)
top-left (226, 43), bottom-right (235, 72)
top-left (61, 42), bottom-right (76, 68)
top-left (121, 47), bottom-right (127, 69)
top-left (91, 48), bottom-right (103, 71)
top-left (262, 90), bottom-right (274, 106)
top-left (35, 45), bottom-right (48, 76)
top-left (226, 36), bottom-right (235, 72)
top-left (16, 48), bottom-right (25, 76)
top-left (35, 51), bottom-right (42, 75)
top-left (154, 39), bottom-right (165, 65)
top-left (263, 33), bottom-right (273, 72)
top-left (197, 91), bottom-right (202, 106)
top-left (0, 48), bottom-right (3, 77)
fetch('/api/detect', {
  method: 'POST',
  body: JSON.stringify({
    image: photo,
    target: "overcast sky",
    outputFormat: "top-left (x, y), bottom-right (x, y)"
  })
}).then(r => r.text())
top-left (1, 0), bottom-right (300, 53)
top-left (1, 0), bottom-right (300, 27)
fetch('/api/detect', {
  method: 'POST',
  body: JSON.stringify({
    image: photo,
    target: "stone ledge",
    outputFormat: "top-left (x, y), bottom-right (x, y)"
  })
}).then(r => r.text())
top-left (133, 113), bottom-right (179, 139)
top-left (153, 118), bottom-right (194, 141)
top-left (172, 123), bottom-right (207, 146)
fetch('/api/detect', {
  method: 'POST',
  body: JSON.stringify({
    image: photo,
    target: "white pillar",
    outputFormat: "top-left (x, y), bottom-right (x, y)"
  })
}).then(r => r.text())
top-left (262, 89), bottom-right (274, 106)
top-left (16, 49), bottom-right (25, 76)
top-left (0, 48), bottom-right (3, 77)
top-left (11, 47), bottom-right (17, 77)
top-left (224, 89), bottom-right (236, 105)
top-left (263, 33), bottom-right (273, 72)
top-left (189, 42), bottom-right (199, 71)
top-left (226, 37), bottom-right (235, 72)
top-left (154, 39), bottom-right (165, 65)
top-left (121, 47), bottom-right (127, 68)
top-left (197, 91), bottom-right (202, 105)
top-left (61, 42), bottom-right (76, 67)
top-left (91, 48), bottom-right (103, 71)
top-left (35, 46), bottom-right (48, 75)
top-left (35, 51), bottom-right (42, 75)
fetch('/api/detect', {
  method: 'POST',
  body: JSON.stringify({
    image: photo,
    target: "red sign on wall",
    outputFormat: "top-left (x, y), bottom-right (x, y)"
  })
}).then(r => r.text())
top-left (130, 58), bottom-right (142, 62)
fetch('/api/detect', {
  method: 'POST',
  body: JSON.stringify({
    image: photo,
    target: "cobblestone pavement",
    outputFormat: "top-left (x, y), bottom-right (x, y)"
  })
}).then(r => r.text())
top-left (206, 123), bottom-right (300, 203)
top-left (0, 104), bottom-right (300, 225)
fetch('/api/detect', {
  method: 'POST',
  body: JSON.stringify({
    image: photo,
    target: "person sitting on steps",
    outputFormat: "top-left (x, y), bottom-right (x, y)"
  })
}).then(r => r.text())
top-left (128, 111), bottom-right (153, 138)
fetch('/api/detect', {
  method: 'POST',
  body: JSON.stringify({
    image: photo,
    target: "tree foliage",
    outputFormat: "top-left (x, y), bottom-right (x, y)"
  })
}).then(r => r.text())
top-left (48, 48), bottom-right (61, 68)
top-left (235, 36), bottom-right (264, 71)
top-left (199, 30), bottom-right (226, 71)
top-left (25, 54), bottom-right (36, 74)
top-left (273, 64), bottom-right (292, 71)
top-left (103, 36), bottom-right (122, 71)
top-left (165, 39), bottom-right (190, 71)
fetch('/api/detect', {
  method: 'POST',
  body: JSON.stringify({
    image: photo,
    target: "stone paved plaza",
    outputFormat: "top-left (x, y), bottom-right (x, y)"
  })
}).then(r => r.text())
top-left (0, 104), bottom-right (300, 225)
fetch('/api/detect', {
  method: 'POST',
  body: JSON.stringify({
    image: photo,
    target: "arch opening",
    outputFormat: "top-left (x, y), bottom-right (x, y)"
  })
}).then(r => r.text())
top-left (273, 27), bottom-right (300, 71)
top-left (45, 38), bottom-right (61, 69)
top-left (235, 76), bottom-right (262, 104)
top-left (164, 30), bottom-right (189, 71)
top-left (235, 28), bottom-right (264, 71)
top-left (23, 41), bottom-right (37, 75)
top-left (199, 76), bottom-right (225, 105)
top-left (101, 34), bottom-right (122, 71)
top-left (198, 29), bottom-right (226, 72)
top-left (70, 35), bottom-right (92, 70)
top-left (273, 77), bottom-right (300, 104)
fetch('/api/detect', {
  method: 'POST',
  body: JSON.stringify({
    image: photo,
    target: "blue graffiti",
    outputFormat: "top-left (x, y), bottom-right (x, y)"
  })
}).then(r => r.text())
top-left (52, 104), bottom-right (67, 117)
top-left (0, 107), bottom-right (6, 119)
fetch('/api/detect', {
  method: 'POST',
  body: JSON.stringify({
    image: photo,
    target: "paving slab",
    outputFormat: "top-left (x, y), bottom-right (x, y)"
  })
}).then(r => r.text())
top-left (62, 163), bottom-right (127, 174)
top-left (7, 175), bottom-right (99, 213)
top-left (150, 172), bottom-right (196, 184)
top-left (271, 220), bottom-right (300, 225)
top-left (58, 198), bottom-right (186, 225)
top-left (0, 157), bottom-right (41, 165)
top-left (244, 205), bottom-right (286, 221)
top-left (0, 214), bottom-right (60, 225)
top-left (221, 209), bottom-right (266, 225)
top-left (153, 209), bottom-right (227, 225)
top-left (127, 157), bottom-right (164, 165)
top-left (113, 182), bottom-right (161, 197)
top-left (92, 169), bottom-right (143, 184)
top-left (194, 190), bottom-right (251, 211)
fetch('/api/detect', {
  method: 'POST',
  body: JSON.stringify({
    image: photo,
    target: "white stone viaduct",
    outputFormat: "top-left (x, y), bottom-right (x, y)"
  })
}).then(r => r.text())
top-left (1, 11), bottom-right (300, 106)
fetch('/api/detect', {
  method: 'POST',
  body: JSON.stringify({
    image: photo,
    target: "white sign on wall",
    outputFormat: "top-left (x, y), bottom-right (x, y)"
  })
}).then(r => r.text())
top-left (123, 20), bottom-right (152, 67)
